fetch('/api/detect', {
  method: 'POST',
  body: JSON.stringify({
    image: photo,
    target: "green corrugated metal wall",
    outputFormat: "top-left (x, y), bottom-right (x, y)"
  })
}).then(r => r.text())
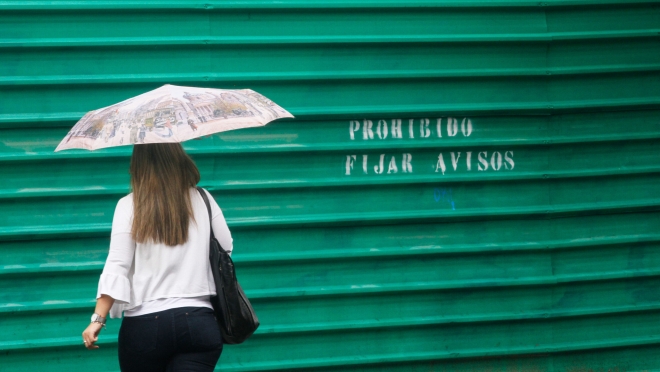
top-left (1, 1), bottom-right (660, 370)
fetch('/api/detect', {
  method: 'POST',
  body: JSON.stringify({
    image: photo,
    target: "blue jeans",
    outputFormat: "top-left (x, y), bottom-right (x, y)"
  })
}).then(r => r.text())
top-left (118, 306), bottom-right (223, 372)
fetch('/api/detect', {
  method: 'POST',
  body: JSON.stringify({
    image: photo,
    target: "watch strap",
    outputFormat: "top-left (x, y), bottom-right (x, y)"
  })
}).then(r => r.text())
top-left (91, 313), bottom-right (106, 325)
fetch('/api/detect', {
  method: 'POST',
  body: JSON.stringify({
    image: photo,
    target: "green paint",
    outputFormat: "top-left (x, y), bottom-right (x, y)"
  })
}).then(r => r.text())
top-left (1, 1), bottom-right (660, 371)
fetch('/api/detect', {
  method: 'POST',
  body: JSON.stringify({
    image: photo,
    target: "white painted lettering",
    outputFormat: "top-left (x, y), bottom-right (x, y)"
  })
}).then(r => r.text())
top-left (478, 151), bottom-right (488, 171)
top-left (490, 151), bottom-right (502, 171)
top-left (447, 117), bottom-right (458, 137)
top-left (466, 151), bottom-right (472, 171)
top-left (420, 118), bottom-right (430, 138)
top-left (349, 117), bottom-right (472, 140)
top-left (435, 153), bottom-right (446, 175)
top-left (505, 151), bottom-right (515, 170)
top-left (377, 120), bottom-right (389, 139)
top-left (461, 118), bottom-right (473, 136)
top-left (402, 153), bottom-right (413, 173)
top-left (362, 120), bottom-right (374, 140)
top-left (387, 156), bottom-right (398, 173)
top-left (451, 152), bottom-right (461, 171)
top-left (345, 155), bottom-right (356, 175)
top-left (362, 154), bottom-right (368, 174)
top-left (391, 119), bottom-right (402, 139)
top-left (349, 120), bottom-right (360, 140)
top-left (374, 153), bottom-right (385, 174)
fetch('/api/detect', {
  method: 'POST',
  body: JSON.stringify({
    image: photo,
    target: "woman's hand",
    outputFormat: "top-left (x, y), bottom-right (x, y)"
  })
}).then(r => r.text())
top-left (82, 322), bottom-right (103, 350)
top-left (83, 294), bottom-right (115, 350)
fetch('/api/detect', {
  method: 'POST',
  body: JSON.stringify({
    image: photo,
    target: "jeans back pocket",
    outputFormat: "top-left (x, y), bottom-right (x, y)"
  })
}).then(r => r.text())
top-left (119, 315), bottom-right (159, 354)
top-left (185, 308), bottom-right (223, 351)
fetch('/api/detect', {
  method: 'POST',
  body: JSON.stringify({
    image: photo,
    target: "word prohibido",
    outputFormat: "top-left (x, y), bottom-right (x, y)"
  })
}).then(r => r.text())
top-left (349, 118), bottom-right (473, 140)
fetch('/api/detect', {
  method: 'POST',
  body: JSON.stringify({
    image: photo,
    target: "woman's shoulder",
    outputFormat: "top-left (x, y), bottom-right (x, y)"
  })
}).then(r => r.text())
top-left (193, 186), bottom-right (208, 194)
top-left (193, 186), bottom-right (214, 201)
top-left (116, 193), bottom-right (134, 209)
top-left (111, 193), bottom-right (134, 222)
top-left (193, 187), bottom-right (223, 213)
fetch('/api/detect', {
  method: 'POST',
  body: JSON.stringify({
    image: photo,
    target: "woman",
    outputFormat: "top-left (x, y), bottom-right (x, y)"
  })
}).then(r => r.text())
top-left (81, 143), bottom-right (233, 371)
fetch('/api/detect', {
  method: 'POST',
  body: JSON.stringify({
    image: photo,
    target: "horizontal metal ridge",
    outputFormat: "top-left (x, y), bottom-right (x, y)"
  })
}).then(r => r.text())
top-left (0, 223), bottom-right (110, 240)
top-left (2, 168), bottom-right (660, 201)
top-left (0, 261), bottom-right (105, 275)
top-left (0, 299), bottom-right (97, 313)
top-left (0, 335), bottom-right (116, 351)
top-left (0, 112), bottom-right (85, 126)
top-left (5, 98), bottom-right (660, 128)
top-left (169, 199), bottom-right (660, 229)
top-left (291, 98), bottom-right (660, 118)
top-left (2, 268), bottom-right (659, 315)
top-left (4, 64), bottom-right (660, 86)
top-left (203, 233), bottom-right (660, 263)
top-left (2, 303), bottom-right (659, 352)
top-left (256, 304), bottom-right (660, 334)
top-left (0, 0), bottom-right (657, 10)
top-left (2, 234), bottom-right (658, 276)
top-left (1, 30), bottom-right (659, 49)
top-left (203, 336), bottom-right (660, 371)
top-left (5, 339), bottom-right (660, 372)
top-left (1, 200), bottom-right (659, 240)
top-left (3, 132), bottom-right (660, 162)
top-left (245, 268), bottom-right (660, 299)
top-left (222, 201), bottom-right (660, 229)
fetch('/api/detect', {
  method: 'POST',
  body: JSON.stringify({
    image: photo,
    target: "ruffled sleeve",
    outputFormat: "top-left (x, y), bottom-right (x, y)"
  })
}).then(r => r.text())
top-left (97, 273), bottom-right (131, 304)
top-left (96, 195), bottom-right (136, 317)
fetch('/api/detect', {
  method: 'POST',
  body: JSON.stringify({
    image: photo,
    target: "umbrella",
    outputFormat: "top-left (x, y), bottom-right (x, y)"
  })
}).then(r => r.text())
top-left (54, 84), bottom-right (293, 152)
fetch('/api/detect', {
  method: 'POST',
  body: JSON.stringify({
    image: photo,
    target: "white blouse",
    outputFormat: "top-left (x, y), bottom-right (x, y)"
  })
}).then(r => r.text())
top-left (96, 187), bottom-right (233, 318)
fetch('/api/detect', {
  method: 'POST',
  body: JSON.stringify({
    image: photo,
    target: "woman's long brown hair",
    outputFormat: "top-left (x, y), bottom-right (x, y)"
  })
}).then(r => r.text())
top-left (129, 143), bottom-right (200, 246)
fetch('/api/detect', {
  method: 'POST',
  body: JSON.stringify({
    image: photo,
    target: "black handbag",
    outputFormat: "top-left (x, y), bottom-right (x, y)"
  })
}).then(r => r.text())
top-left (197, 187), bottom-right (260, 344)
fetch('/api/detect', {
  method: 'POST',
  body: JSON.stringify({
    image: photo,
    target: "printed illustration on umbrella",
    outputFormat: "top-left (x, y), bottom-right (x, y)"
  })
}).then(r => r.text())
top-left (55, 84), bottom-right (293, 152)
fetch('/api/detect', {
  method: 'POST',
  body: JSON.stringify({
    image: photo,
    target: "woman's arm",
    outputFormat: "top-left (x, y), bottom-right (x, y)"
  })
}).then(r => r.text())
top-left (94, 294), bottom-right (115, 318)
top-left (83, 196), bottom-right (136, 350)
top-left (82, 294), bottom-right (115, 350)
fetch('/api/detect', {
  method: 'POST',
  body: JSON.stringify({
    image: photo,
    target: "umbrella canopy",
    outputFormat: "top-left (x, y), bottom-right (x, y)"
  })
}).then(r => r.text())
top-left (55, 84), bottom-right (293, 152)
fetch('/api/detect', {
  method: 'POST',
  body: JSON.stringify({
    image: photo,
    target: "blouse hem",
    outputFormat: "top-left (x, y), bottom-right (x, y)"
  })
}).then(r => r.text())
top-left (109, 291), bottom-right (217, 319)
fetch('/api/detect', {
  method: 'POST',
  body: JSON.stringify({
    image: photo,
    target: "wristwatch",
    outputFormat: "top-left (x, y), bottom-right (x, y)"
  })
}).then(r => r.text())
top-left (91, 313), bottom-right (107, 328)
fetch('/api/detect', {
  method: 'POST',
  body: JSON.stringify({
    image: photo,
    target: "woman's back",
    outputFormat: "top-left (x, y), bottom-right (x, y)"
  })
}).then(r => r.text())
top-left (99, 187), bottom-right (233, 318)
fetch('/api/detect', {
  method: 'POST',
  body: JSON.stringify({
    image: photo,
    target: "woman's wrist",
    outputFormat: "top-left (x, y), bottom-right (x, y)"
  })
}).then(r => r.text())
top-left (91, 313), bottom-right (107, 328)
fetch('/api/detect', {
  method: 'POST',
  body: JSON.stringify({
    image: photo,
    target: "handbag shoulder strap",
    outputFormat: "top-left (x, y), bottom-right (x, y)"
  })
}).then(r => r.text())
top-left (196, 186), bottom-right (216, 241)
